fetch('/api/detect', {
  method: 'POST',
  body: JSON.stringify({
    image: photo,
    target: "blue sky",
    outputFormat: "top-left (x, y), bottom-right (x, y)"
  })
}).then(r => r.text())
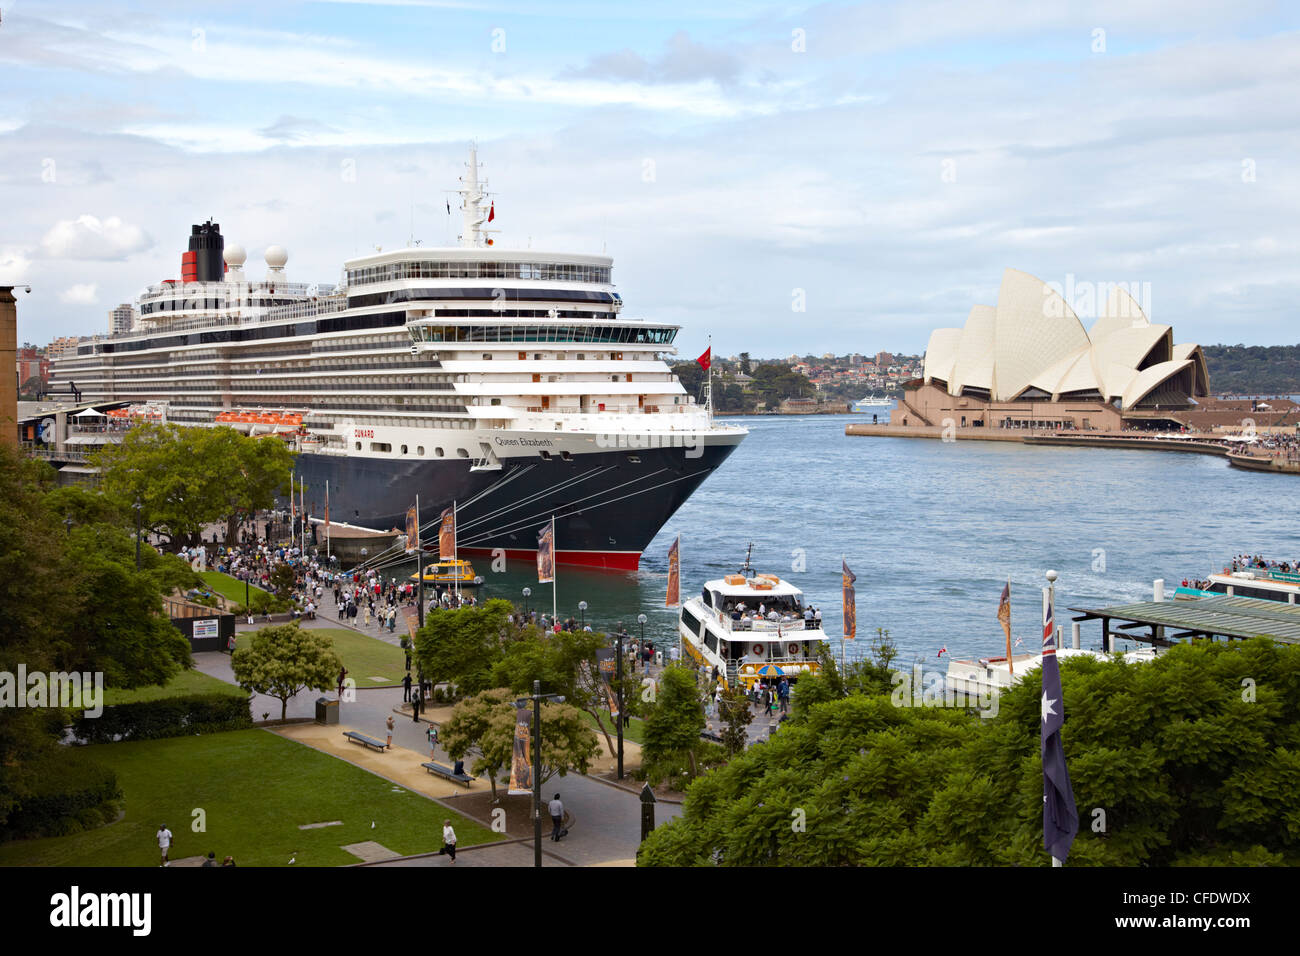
top-left (2, 0), bottom-right (1299, 358)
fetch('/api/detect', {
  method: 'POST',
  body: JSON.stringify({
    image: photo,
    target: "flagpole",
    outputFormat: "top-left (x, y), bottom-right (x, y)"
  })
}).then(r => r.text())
top-left (1006, 576), bottom-right (1013, 676)
top-left (1046, 570), bottom-right (1063, 868)
top-left (707, 334), bottom-right (713, 422)
top-left (840, 552), bottom-right (846, 676)
top-left (551, 515), bottom-right (557, 622)
top-left (416, 495), bottom-right (424, 629)
top-left (325, 479), bottom-right (331, 559)
top-left (453, 499), bottom-right (459, 603)
top-left (1049, 571), bottom-right (1059, 868)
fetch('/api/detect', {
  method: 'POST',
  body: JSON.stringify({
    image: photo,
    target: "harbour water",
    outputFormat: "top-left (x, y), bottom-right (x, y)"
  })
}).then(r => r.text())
top-left (395, 412), bottom-right (1300, 667)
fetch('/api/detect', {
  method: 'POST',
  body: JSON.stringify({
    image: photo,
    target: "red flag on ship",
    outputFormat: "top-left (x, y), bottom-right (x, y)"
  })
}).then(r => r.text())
top-left (488, 201), bottom-right (495, 222)
top-left (696, 347), bottom-right (711, 371)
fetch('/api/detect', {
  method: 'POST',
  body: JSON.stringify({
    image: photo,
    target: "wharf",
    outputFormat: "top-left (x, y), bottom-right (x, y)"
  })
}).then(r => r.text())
top-left (845, 423), bottom-right (1299, 474)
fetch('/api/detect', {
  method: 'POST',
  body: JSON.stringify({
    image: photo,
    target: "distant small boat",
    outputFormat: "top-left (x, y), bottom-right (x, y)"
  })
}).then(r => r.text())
top-left (410, 558), bottom-right (484, 587)
top-left (853, 394), bottom-right (893, 412)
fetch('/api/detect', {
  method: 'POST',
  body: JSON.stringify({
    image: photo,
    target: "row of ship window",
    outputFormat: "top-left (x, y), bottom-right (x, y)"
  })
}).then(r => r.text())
top-left (346, 261), bottom-right (610, 286)
top-left (409, 324), bottom-right (675, 345)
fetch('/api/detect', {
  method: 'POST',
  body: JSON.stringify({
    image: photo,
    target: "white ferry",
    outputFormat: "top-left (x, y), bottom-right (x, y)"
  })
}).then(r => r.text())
top-left (677, 548), bottom-right (825, 689)
top-left (946, 646), bottom-right (1159, 699)
top-left (46, 146), bottom-right (747, 570)
top-left (1202, 567), bottom-right (1300, 604)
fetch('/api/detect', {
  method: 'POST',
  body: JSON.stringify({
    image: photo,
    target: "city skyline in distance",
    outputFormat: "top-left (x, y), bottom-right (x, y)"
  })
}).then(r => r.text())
top-left (2, 1), bottom-right (1299, 356)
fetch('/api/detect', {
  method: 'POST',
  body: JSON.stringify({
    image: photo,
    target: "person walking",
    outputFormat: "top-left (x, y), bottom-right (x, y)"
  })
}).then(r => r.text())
top-left (337, 667), bottom-right (348, 700)
top-left (385, 715), bottom-right (394, 749)
top-left (427, 723), bottom-right (439, 759)
top-left (157, 824), bottom-right (173, 867)
top-left (441, 820), bottom-right (457, 862)
top-left (412, 688), bottom-right (423, 723)
top-left (548, 793), bottom-right (565, 842)
top-left (402, 673), bottom-right (412, 703)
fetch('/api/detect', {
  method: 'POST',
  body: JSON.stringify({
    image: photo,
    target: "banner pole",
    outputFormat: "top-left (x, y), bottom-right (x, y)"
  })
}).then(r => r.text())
top-left (551, 515), bottom-right (557, 622)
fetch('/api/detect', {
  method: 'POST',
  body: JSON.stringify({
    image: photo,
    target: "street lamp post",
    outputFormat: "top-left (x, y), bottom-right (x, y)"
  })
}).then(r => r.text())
top-left (578, 600), bottom-right (587, 629)
top-left (522, 587), bottom-right (531, 617)
top-left (517, 679), bottom-right (565, 867)
top-left (638, 613), bottom-right (648, 663)
top-left (615, 622), bottom-right (625, 780)
top-left (133, 498), bottom-right (142, 570)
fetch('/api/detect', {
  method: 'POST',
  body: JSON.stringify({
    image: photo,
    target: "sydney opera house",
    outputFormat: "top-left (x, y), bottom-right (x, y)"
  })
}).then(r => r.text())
top-left (896, 268), bottom-right (1209, 431)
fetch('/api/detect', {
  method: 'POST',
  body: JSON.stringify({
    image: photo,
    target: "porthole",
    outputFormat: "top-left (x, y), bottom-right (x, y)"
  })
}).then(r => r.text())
top-left (354, 441), bottom-right (361, 450)
top-left (435, 447), bottom-right (444, 457)
top-left (539, 450), bottom-right (551, 460)
top-left (401, 444), bottom-right (408, 455)
top-left (417, 446), bottom-right (425, 456)
top-left (457, 448), bottom-right (469, 458)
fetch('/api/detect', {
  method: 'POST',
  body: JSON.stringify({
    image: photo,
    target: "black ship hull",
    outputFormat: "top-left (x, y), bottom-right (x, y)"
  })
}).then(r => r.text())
top-left (291, 441), bottom-right (739, 570)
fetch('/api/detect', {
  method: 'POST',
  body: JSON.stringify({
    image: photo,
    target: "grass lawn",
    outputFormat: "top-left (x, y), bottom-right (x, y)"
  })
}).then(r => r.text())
top-left (103, 668), bottom-right (249, 705)
top-left (581, 708), bottom-right (646, 745)
top-left (234, 627), bottom-right (406, 686)
top-left (199, 570), bottom-right (271, 605)
top-left (0, 729), bottom-right (496, 867)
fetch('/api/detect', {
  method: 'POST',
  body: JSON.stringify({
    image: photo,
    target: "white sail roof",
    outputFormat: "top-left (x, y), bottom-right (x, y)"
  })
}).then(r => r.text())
top-left (920, 268), bottom-right (1207, 410)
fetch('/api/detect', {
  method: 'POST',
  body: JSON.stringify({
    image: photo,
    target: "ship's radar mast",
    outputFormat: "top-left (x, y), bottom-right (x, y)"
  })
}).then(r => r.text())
top-left (457, 143), bottom-right (500, 248)
top-left (739, 542), bottom-right (754, 576)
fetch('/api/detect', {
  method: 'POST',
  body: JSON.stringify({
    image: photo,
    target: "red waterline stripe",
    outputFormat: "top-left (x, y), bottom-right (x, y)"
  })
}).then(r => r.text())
top-left (458, 546), bottom-right (641, 572)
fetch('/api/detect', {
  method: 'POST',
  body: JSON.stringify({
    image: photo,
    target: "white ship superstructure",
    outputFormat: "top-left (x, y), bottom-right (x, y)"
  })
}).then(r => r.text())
top-left (48, 146), bottom-right (747, 569)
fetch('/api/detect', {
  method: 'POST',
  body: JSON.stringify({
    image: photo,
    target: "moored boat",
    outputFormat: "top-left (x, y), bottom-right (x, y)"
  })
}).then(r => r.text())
top-left (677, 547), bottom-right (824, 690)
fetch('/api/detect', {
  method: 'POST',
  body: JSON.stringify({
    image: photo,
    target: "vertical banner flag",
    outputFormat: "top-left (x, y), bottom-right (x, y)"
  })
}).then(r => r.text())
top-left (508, 703), bottom-right (533, 795)
top-left (666, 535), bottom-right (681, 608)
top-left (594, 649), bottom-right (619, 720)
top-left (324, 484), bottom-right (330, 533)
top-left (842, 560), bottom-right (857, 640)
top-left (405, 505), bottom-right (419, 554)
top-left (402, 605), bottom-right (419, 641)
top-left (438, 506), bottom-right (456, 558)
top-left (1041, 586), bottom-right (1078, 863)
top-left (998, 579), bottom-right (1013, 675)
top-left (696, 346), bottom-right (711, 371)
top-left (536, 519), bottom-right (555, 584)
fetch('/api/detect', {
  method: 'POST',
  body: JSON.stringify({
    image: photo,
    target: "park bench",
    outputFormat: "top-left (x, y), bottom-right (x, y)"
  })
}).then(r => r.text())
top-left (422, 761), bottom-right (475, 787)
top-left (700, 730), bottom-right (723, 743)
top-left (343, 731), bottom-right (388, 752)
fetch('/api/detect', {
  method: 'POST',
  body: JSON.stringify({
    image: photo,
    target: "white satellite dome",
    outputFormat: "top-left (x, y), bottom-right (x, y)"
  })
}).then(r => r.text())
top-left (223, 243), bottom-right (247, 268)
top-left (264, 245), bottom-right (288, 269)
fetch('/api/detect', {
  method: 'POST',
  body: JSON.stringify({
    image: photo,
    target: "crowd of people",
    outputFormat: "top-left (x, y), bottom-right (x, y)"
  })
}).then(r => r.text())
top-left (1230, 554), bottom-right (1300, 574)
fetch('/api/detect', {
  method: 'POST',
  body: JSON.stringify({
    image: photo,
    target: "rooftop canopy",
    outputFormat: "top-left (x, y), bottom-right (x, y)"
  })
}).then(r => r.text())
top-left (1070, 594), bottom-right (1300, 647)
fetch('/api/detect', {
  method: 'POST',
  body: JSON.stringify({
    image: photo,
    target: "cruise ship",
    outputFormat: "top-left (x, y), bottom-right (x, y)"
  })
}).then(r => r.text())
top-left (48, 147), bottom-right (747, 569)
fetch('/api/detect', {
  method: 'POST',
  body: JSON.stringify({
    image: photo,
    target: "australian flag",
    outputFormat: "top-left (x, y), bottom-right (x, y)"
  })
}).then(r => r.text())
top-left (1041, 590), bottom-right (1078, 862)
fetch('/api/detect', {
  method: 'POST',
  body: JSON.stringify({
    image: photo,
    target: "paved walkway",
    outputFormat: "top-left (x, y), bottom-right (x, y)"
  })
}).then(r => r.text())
top-left (191, 638), bottom-right (678, 866)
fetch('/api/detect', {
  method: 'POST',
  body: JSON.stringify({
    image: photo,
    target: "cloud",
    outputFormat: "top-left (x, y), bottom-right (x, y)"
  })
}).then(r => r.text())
top-left (258, 115), bottom-right (340, 143)
top-left (0, 246), bottom-right (32, 282)
top-left (566, 30), bottom-right (743, 86)
top-left (59, 283), bottom-right (98, 304)
top-left (40, 215), bottom-right (152, 260)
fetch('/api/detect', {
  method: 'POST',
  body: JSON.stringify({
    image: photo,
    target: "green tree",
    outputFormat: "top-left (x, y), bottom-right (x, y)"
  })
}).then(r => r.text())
top-left (642, 664), bottom-right (705, 777)
top-left (269, 563), bottom-right (297, 599)
top-left (491, 627), bottom-right (618, 754)
top-left (639, 638), bottom-right (1300, 867)
top-left (0, 445), bottom-right (194, 835)
top-left (94, 422), bottom-right (294, 548)
top-left (440, 688), bottom-right (600, 799)
top-left (718, 683), bottom-right (753, 756)
top-left (414, 599), bottom-right (518, 696)
top-left (231, 623), bottom-right (342, 720)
